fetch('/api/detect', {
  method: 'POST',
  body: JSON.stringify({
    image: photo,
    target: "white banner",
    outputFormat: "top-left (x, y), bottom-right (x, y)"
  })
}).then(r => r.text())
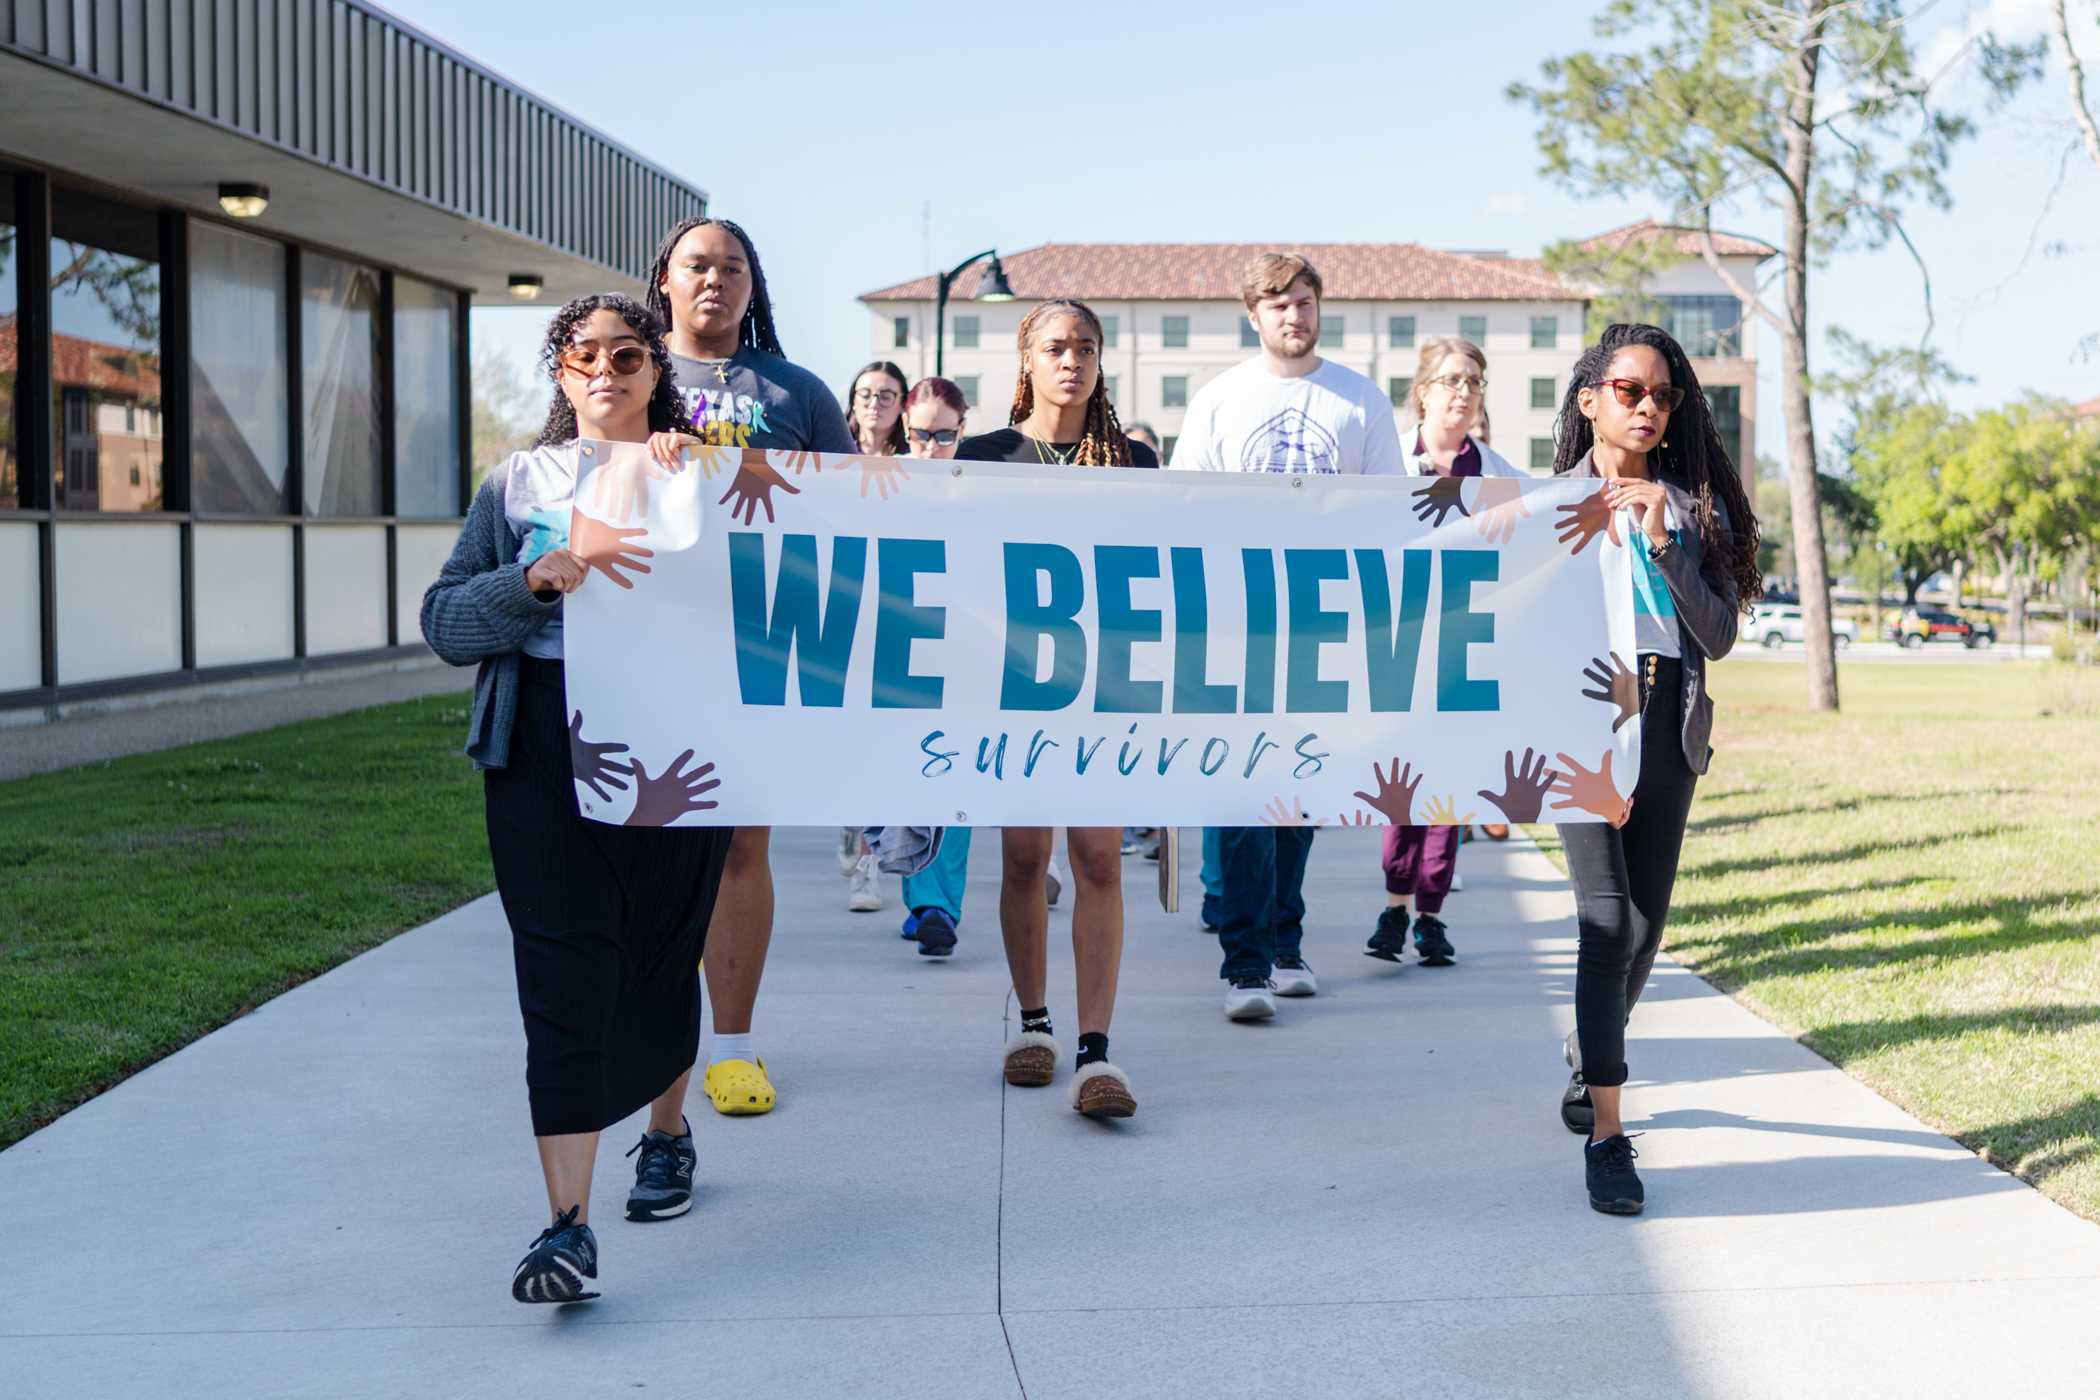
top-left (560, 443), bottom-right (1641, 829)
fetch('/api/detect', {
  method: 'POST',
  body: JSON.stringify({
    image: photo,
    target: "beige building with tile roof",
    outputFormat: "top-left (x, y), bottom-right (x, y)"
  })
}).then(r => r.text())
top-left (861, 224), bottom-right (1773, 480)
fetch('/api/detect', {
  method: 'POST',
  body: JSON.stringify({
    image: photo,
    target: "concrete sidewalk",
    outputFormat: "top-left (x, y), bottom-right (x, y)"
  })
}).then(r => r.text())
top-left (5, 827), bottom-right (2097, 1398)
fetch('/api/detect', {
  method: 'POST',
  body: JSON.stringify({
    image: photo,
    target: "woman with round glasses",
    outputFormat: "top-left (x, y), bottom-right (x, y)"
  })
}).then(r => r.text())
top-left (1548, 322), bottom-right (1759, 1217)
top-left (421, 294), bottom-right (730, 1304)
top-left (845, 359), bottom-right (909, 456)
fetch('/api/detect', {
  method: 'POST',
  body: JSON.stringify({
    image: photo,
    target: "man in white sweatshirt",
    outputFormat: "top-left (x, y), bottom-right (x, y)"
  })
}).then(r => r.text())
top-left (1168, 253), bottom-right (1405, 1021)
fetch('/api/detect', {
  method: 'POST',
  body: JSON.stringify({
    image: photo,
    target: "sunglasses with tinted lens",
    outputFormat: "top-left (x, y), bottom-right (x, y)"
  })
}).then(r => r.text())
top-left (906, 427), bottom-right (960, 445)
top-left (1596, 378), bottom-right (1685, 412)
top-left (560, 344), bottom-right (651, 377)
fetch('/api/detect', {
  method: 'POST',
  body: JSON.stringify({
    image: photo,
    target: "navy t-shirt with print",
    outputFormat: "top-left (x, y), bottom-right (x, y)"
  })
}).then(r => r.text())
top-left (668, 348), bottom-right (855, 454)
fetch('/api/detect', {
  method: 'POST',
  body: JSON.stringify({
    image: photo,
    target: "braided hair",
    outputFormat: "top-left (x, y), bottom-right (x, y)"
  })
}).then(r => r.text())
top-left (532, 294), bottom-right (690, 447)
top-left (1551, 322), bottom-right (1762, 605)
top-left (643, 216), bottom-right (785, 357)
top-left (1007, 298), bottom-right (1133, 467)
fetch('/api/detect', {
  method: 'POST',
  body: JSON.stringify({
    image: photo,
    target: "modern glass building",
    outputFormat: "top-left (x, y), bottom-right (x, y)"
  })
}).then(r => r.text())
top-left (0, 0), bottom-right (705, 714)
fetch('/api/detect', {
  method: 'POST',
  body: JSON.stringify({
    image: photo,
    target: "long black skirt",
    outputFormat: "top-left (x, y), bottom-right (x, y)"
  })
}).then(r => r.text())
top-left (484, 656), bottom-right (732, 1136)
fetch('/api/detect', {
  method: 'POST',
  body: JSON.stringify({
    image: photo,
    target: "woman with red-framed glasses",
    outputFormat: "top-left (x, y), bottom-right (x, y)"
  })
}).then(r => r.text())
top-left (421, 293), bottom-right (729, 1304)
top-left (1546, 322), bottom-right (1762, 1217)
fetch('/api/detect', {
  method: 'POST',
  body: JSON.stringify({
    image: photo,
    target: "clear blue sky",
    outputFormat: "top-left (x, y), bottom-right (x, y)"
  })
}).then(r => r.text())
top-left (426, 0), bottom-right (2099, 463)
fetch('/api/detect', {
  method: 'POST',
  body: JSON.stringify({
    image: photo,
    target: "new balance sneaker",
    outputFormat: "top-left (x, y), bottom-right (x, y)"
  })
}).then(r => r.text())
top-left (512, 1205), bottom-right (599, 1303)
top-left (1560, 1072), bottom-right (1594, 1135)
top-left (1224, 976), bottom-right (1277, 1021)
top-left (847, 852), bottom-right (883, 912)
top-left (1366, 906), bottom-right (1411, 962)
top-left (1413, 913), bottom-right (1456, 966)
top-left (624, 1120), bottom-right (696, 1221)
top-left (913, 906), bottom-right (958, 958)
top-left (1585, 1133), bottom-right (1645, 1216)
top-left (1271, 955), bottom-right (1318, 997)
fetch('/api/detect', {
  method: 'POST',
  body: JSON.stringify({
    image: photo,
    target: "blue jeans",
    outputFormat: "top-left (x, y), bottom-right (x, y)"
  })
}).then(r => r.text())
top-left (1216, 825), bottom-right (1315, 981)
top-left (1200, 826), bottom-right (1223, 928)
top-left (902, 827), bottom-right (972, 923)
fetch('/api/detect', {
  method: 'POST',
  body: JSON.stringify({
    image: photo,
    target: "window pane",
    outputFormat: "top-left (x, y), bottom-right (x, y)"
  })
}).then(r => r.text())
top-left (1530, 316), bottom-right (1557, 349)
top-left (301, 252), bottom-right (382, 516)
top-left (1320, 315), bottom-right (1344, 344)
top-left (1105, 375), bottom-right (1118, 407)
top-left (394, 276), bottom-right (462, 516)
top-left (1163, 316), bottom-right (1188, 349)
top-left (1162, 375), bottom-right (1187, 408)
top-left (1459, 315), bottom-right (1486, 343)
top-left (1240, 319), bottom-right (1259, 348)
top-left (1388, 315), bottom-right (1415, 348)
top-left (190, 221), bottom-right (290, 513)
top-left (1704, 385), bottom-right (1743, 471)
top-left (1662, 295), bottom-right (1742, 356)
top-left (1100, 315), bottom-right (1118, 348)
top-left (0, 182), bottom-right (16, 508)
top-left (51, 190), bottom-right (163, 512)
top-left (892, 316), bottom-right (909, 349)
top-left (1529, 377), bottom-right (1555, 410)
top-left (1530, 439), bottom-right (1555, 473)
top-left (1388, 376), bottom-right (1413, 408)
top-left (956, 375), bottom-right (978, 408)
top-left (1162, 435), bottom-right (1178, 459)
top-left (953, 315), bottom-right (979, 349)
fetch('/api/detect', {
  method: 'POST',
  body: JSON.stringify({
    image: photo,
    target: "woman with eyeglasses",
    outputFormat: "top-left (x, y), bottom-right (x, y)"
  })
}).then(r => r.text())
top-left (1549, 323), bottom-right (1759, 1216)
top-left (845, 359), bottom-right (910, 456)
top-left (421, 294), bottom-right (730, 1304)
top-left (1368, 338), bottom-right (1525, 973)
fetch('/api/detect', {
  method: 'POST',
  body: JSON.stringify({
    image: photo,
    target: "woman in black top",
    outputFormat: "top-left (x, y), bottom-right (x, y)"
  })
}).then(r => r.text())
top-left (958, 298), bottom-right (1150, 1120)
top-left (1549, 322), bottom-right (1760, 1216)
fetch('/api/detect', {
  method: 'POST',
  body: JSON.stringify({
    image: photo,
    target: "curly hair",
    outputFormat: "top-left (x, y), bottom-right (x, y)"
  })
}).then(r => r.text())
top-left (532, 294), bottom-right (690, 447)
top-left (1007, 298), bottom-right (1133, 467)
top-left (643, 216), bottom-right (784, 357)
top-left (846, 360), bottom-right (910, 455)
top-left (1551, 322), bottom-right (1762, 605)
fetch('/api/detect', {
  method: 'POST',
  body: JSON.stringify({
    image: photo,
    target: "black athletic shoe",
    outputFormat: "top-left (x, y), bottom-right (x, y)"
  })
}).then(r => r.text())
top-left (1585, 1134), bottom-right (1645, 1216)
top-left (512, 1205), bottom-right (600, 1303)
top-left (1365, 906), bottom-right (1411, 962)
top-left (1413, 913), bottom-right (1456, 966)
top-left (913, 906), bottom-right (958, 958)
top-left (1561, 1072), bottom-right (1594, 1135)
top-left (624, 1120), bottom-right (696, 1220)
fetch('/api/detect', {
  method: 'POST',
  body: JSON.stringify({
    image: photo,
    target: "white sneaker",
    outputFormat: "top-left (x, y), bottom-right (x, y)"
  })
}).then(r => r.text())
top-left (847, 852), bottom-right (883, 912)
top-left (1225, 978), bottom-right (1277, 1021)
top-left (1271, 957), bottom-right (1318, 997)
top-left (1045, 859), bottom-right (1069, 909)
top-left (836, 826), bottom-right (860, 877)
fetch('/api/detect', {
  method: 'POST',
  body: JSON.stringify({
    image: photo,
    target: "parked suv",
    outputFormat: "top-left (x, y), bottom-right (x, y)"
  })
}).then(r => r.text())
top-left (1750, 603), bottom-right (1857, 650)
top-left (1888, 607), bottom-right (1996, 649)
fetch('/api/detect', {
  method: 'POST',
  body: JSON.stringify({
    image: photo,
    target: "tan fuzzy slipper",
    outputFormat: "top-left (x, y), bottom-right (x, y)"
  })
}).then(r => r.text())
top-left (1003, 1031), bottom-right (1058, 1087)
top-left (1071, 1061), bottom-right (1136, 1119)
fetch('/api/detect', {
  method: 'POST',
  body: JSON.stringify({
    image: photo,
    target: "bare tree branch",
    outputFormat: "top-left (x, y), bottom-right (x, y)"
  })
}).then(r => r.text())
top-left (2055, 0), bottom-right (2100, 171)
top-left (1691, 212), bottom-right (1789, 335)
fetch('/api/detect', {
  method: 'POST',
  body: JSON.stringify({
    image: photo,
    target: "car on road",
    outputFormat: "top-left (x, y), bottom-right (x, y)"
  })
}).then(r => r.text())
top-left (1888, 607), bottom-right (1996, 649)
top-left (1750, 603), bottom-right (1857, 650)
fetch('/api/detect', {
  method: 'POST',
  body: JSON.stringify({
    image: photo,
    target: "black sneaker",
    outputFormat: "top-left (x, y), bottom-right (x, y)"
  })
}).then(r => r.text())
top-left (1413, 913), bottom-right (1456, 966)
top-left (624, 1119), bottom-right (696, 1220)
top-left (913, 906), bottom-right (958, 958)
top-left (1365, 906), bottom-right (1411, 962)
top-left (1560, 1072), bottom-right (1594, 1135)
top-left (1584, 1134), bottom-right (1645, 1216)
top-left (512, 1205), bottom-right (600, 1303)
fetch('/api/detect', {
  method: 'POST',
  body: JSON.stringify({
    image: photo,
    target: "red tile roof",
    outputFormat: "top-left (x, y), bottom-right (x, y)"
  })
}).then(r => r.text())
top-left (860, 243), bottom-right (1581, 304)
top-left (0, 321), bottom-right (161, 398)
top-left (1576, 219), bottom-right (1778, 260)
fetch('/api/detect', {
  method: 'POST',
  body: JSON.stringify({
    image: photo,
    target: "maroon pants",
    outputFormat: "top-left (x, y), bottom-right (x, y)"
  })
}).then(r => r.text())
top-left (1382, 825), bottom-right (1461, 915)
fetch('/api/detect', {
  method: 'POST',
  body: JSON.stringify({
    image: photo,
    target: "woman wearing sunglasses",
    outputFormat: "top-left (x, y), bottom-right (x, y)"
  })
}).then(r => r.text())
top-left (1549, 322), bottom-right (1760, 1217)
top-left (421, 294), bottom-right (731, 1303)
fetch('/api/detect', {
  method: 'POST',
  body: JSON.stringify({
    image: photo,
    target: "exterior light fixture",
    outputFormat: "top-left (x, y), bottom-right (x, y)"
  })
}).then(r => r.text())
top-left (217, 183), bottom-right (270, 219)
top-left (934, 248), bottom-right (1015, 375)
top-left (508, 274), bottom-right (545, 301)
top-left (976, 255), bottom-right (1016, 302)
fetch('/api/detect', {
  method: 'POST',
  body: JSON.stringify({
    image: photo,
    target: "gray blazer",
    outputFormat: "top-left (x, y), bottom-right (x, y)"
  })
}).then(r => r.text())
top-left (418, 469), bottom-right (561, 770)
top-left (1651, 473), bottom-right (1741, 775)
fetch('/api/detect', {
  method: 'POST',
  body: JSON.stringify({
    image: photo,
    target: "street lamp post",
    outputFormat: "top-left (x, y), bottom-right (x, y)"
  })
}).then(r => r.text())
top-left (934, 248), bottom-right (1015, 378)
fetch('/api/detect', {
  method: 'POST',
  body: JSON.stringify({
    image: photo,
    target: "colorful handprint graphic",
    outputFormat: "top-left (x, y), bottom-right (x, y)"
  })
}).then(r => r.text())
top-left (1262, 796), bottom-right (1324, 827)
top-left (1580, 653), bottom-right (1640, 732)
top-left (718, 456), bottom-right (801, 526)
top-left (859, 457), bottom-right (910, 500)
top-left (1476, 747), bottom-right (1559, 825)
top-left (570, 508), bottom-right (654, 589)
top-left (1351, 759), bottom-right (1423, 826)
top-left (1420, 793), bottom-right (1477, 827)
top-left (1411, 475), bottom-right (1470, 528)
top-left (625, 749), bottom-right (722, 826)
top-left (1554, 489), bottom-right (1624, 556)
top-left (567, 710), bottom-right (632, 804)
top-left (1550, 749), bottom-right (1632, 826)
top-left (1471, 477), bottom-right (1531, 545)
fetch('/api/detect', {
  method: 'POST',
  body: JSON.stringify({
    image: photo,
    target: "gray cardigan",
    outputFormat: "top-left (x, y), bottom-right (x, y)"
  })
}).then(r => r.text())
top-left (1650, 474), bottom-right (1741, 775)
top-left (419, 468), bottom-right (562, 770)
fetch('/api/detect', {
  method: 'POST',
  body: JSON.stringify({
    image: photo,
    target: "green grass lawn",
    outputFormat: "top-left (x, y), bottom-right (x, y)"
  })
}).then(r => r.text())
top-left (1535, 659), bottom-right (2100, 1220)
top-left (0, 692), bottom-right (490, 1147)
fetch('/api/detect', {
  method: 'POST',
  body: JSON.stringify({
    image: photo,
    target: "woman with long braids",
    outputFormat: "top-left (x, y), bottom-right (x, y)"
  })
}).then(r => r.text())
top-left (959, 299), bottom-right (1151, 1119)
top-left (421, 295), bottom-right (729, 1302)
top-left (1549, 322), bottom-right (1759, 1216)
top-left (644, 216), bottom-right (857, 1120)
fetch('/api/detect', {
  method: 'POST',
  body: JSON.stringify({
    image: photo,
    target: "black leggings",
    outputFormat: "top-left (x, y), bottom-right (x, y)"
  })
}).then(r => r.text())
top-left (1557, 656), bottom-right (1697, 1089)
